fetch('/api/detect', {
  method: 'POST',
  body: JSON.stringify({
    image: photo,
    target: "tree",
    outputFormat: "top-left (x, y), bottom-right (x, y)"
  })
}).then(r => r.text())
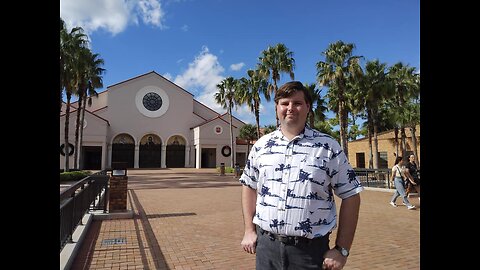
top-left (359, 59), bottom-right (392, 169)
top-left (215, 77), bottom-right (239, 167)
top-left (237, 69), bottom-right (270, 139)
top-left (77, 52), bottom-right (105, 169)
top-left (238, 124), bottom-right (258, 157)
top-left (60, 18), bottom-right (88, 172)
top-left (316, 40), bottom-right (362, 158)
top-left (388, 62), bottom-right (419, 160)
top-left (262, 124), bottom-right (277, 136)
top-left (303, 83), bottom-right (327, 128)
top-left (258, 43), bottom-right (295, 126)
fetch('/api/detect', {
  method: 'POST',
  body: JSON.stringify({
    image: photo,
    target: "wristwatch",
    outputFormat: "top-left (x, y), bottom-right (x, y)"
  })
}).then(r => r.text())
top-left (334, 245), bottom-right (350, 257)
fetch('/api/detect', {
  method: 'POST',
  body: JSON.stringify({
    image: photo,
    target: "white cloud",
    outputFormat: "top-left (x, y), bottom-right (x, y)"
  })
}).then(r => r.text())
top-left (230, 62), bottom-right (245, 71)
top-left (163, 72), bottom-right (173, 81)
top-left (60, 0), bottom-right (166, 35)
top-left (171, 47), bottom-right (276, 124)
top-left (137, 0), bottom-right (167, 29)
top-left (181, 24), bottom-right (189, 32)
top-left (173, 46), bottom-right (226, 113)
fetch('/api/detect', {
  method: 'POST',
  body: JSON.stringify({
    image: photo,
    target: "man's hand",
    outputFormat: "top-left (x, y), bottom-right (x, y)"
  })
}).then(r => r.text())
top-left (241, 230), bottom-right (257, 254)
top-left (322, 248), bottom-right (347, 270)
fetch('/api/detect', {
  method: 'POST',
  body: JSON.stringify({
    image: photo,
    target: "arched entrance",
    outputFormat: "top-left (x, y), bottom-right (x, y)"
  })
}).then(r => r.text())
top-left (111, 134), bottom-right (135, 168)
top-left (139, 134), bottom-right (162, 168)
top-left (166, 135), bottom-right (186, 168)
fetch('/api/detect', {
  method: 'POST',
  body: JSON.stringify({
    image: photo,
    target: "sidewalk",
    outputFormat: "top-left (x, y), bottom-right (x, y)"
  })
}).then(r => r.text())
top-left (69, 168), bottom-right (419, 270)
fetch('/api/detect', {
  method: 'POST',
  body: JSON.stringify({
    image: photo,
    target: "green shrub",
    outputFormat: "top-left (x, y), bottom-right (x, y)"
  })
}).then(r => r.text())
top-left (216, 166), bottom-right (235, 173)
top-left (60, 170), bottom-right (93, 182)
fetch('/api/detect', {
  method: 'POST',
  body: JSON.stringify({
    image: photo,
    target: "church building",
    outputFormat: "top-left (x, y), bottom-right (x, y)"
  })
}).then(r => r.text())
top-left (60, 71), bottom-right (247, 170)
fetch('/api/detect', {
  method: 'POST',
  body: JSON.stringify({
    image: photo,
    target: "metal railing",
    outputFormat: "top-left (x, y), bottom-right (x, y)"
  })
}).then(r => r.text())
top-left (354, 168), bottom-right (392, 189)
top-left (60, 170), bottom-right (109, 252)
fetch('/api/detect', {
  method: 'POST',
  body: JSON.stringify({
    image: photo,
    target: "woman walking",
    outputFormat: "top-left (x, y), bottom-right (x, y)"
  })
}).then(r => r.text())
top-left (389, 156), bottom-right (416, 210)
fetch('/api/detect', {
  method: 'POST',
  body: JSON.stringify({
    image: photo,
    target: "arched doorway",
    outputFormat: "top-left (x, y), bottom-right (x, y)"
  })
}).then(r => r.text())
top-left (111, 134), bottom-right (135, 168)
top-left (166, 135), bottom-right (186, 168)
top-left (139, 134), bottom-right (162, 168)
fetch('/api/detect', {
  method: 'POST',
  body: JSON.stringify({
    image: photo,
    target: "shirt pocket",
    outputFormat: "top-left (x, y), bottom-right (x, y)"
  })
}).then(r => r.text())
top-left (298, 156), bottom-right (329, 191)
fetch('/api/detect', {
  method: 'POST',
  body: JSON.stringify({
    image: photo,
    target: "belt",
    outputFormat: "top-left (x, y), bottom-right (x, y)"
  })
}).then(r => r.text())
top-left (258, 227), bottom-right (329, 246)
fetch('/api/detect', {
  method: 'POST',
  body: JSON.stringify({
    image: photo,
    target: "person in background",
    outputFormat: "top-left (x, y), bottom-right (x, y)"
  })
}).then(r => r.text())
top-left (405, 154), bottom-right (420, 201)
top-left (239, 81), bottom-right (363, 270)
top-left (389, 156), bottom-right (416, 210)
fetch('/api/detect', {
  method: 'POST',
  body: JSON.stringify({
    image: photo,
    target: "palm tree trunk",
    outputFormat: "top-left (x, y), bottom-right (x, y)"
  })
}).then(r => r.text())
top-left (401, 127), bottom-right (407, 159)
top-left (410, 126), bottom-right (419, 167)
top-left (373, 122), bottom-right (380, 169)
top-left (78, 100), bottom-right (87, 169)
top-left (229, 106), bottom-right (235, 167)
top-left (255, 102), bottom-right (261, 140)
top-left (273, 79), bottom-right (279, 127)
top-left (64, 96), bottom-right (72, 172)
top-left (394, 128), bottom-right (399, 157)
top-left (339, 101), bottom-right (349, 157)
top-left (366, 111), bottom-right (373, 169)
top-left (368, 126), bottom-right (373, 169)
top-left (73, 94), bottom-right (84, 169)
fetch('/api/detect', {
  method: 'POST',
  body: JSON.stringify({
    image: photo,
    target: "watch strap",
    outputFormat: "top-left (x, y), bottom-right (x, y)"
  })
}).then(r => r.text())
top-left (334, 245), bottom-right (349, 257)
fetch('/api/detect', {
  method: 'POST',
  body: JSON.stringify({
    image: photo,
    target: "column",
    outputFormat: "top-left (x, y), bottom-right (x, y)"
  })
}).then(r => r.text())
top-left (195, 144), bottom-right (201, 169)
top-left (185, 145), bottom-right (190, 167)
top-left (134, 144), bottom-right (139, 168)
top-left (161, 145), bottom-right (167, 168)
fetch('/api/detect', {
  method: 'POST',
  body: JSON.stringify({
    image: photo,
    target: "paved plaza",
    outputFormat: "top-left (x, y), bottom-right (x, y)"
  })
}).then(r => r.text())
top-left (69, 168), bottom-right (420, 270)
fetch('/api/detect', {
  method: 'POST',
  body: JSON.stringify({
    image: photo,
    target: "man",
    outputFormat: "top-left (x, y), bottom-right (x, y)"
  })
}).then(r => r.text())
top-left (239, 81), bottom-right (363, 270)
top-left (405, 154), bottom-right (420, 199)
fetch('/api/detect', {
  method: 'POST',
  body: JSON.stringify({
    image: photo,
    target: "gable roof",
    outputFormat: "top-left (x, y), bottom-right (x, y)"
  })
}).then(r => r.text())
top-left (107, 71), bottom-right (194, 97)
top-left (60, 103), bottom-right (110, 126)
top-left (190, 112), bottom-right (243, 129)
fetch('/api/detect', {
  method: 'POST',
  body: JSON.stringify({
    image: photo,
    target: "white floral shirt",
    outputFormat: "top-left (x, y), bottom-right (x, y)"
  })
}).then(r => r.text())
top-left (239, 126), bottom-right (363, 238)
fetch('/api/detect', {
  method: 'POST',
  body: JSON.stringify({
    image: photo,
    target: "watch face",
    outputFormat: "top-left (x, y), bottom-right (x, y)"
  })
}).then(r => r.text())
top-left (335, 246), bottom-right (349, 257)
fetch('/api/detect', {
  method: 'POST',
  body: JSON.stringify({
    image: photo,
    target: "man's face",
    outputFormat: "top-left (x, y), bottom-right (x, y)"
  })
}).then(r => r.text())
top-left (409, 155), bottom-right (414, 162)
top-left (276, 91), bottom-right (310, 127)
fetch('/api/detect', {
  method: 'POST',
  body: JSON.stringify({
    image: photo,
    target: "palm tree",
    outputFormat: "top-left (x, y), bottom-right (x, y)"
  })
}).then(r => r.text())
top-left (237, 69), bottom-right (270, 139)
top-left (316, 40), bottom-right (362, 158)
top-left (404, 102), bottom-right (420, 167)
top-left (361, 60), bottom-right (392, 168)
top-left (303, 83), bottom-right (327, 128)
top-left (258, 43), bottom-right (295, 126)
top-left (72, 46), bottom-right (92, 169)
top-left (77, 52), bottom-right (105, 169)
top-left (388, 62), bottom-right (419, 160)
top-left (262, 124), bottom-right (277, 136)
top-left (238, 124), bottom-right (258, 157)
top-left (60, 18), bottom-right (88, 171)
top-left (214, 77), bottom-right (239, 167)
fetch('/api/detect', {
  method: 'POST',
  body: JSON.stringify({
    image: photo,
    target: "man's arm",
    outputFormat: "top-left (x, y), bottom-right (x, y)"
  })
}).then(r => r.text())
top-left (404, 169), bottom-right (416, 185)
top-left (335, 193), bottom-right (361, 250)
top-left (241, 185), bottom-right (257, 254)
top-left (323, 193), bottom-right (361, 269)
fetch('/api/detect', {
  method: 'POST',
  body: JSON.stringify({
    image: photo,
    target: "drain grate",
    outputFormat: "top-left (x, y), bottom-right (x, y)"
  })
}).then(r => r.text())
top-left (102, 237), bottom-right (127, 245)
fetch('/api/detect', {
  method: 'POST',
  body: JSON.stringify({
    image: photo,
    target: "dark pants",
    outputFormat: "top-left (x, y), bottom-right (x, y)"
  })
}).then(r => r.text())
top-left (255, 227), bottom-right (330, 270)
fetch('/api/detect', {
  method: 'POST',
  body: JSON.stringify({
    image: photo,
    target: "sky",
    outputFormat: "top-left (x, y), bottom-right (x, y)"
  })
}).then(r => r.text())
top-left (60, 0), bottom-right (420, 128)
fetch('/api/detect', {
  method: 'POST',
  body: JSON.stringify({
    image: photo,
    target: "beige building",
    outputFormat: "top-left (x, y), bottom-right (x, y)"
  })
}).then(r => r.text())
top-left (347, 124), bottom-right (420, 169)
top-left (60, 71), bottom-right (248, 170)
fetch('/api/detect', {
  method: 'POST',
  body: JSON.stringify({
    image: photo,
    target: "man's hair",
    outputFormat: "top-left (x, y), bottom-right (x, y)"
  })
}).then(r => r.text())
top-left (274, 81), bottom-right (312, 106)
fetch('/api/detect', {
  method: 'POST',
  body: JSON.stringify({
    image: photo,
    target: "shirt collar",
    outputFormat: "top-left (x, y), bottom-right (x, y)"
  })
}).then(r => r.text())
top-left (275, 125), bottom-right (310, 141)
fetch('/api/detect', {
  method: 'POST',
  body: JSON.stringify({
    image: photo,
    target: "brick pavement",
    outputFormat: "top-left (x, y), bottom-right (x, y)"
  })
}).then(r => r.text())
top-left (71, 168), bottom-right (419, 270)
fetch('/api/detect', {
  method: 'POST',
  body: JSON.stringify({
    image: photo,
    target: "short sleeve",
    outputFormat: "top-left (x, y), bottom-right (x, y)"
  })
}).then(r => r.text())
top-left (328, 141), bottom-right (363, 199)
top-left (238, 144), bottom-right (259, 190)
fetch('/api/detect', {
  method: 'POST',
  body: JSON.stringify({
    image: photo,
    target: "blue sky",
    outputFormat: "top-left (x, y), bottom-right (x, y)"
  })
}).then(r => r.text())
top-left (60, 0), bottom-right (419, 128)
